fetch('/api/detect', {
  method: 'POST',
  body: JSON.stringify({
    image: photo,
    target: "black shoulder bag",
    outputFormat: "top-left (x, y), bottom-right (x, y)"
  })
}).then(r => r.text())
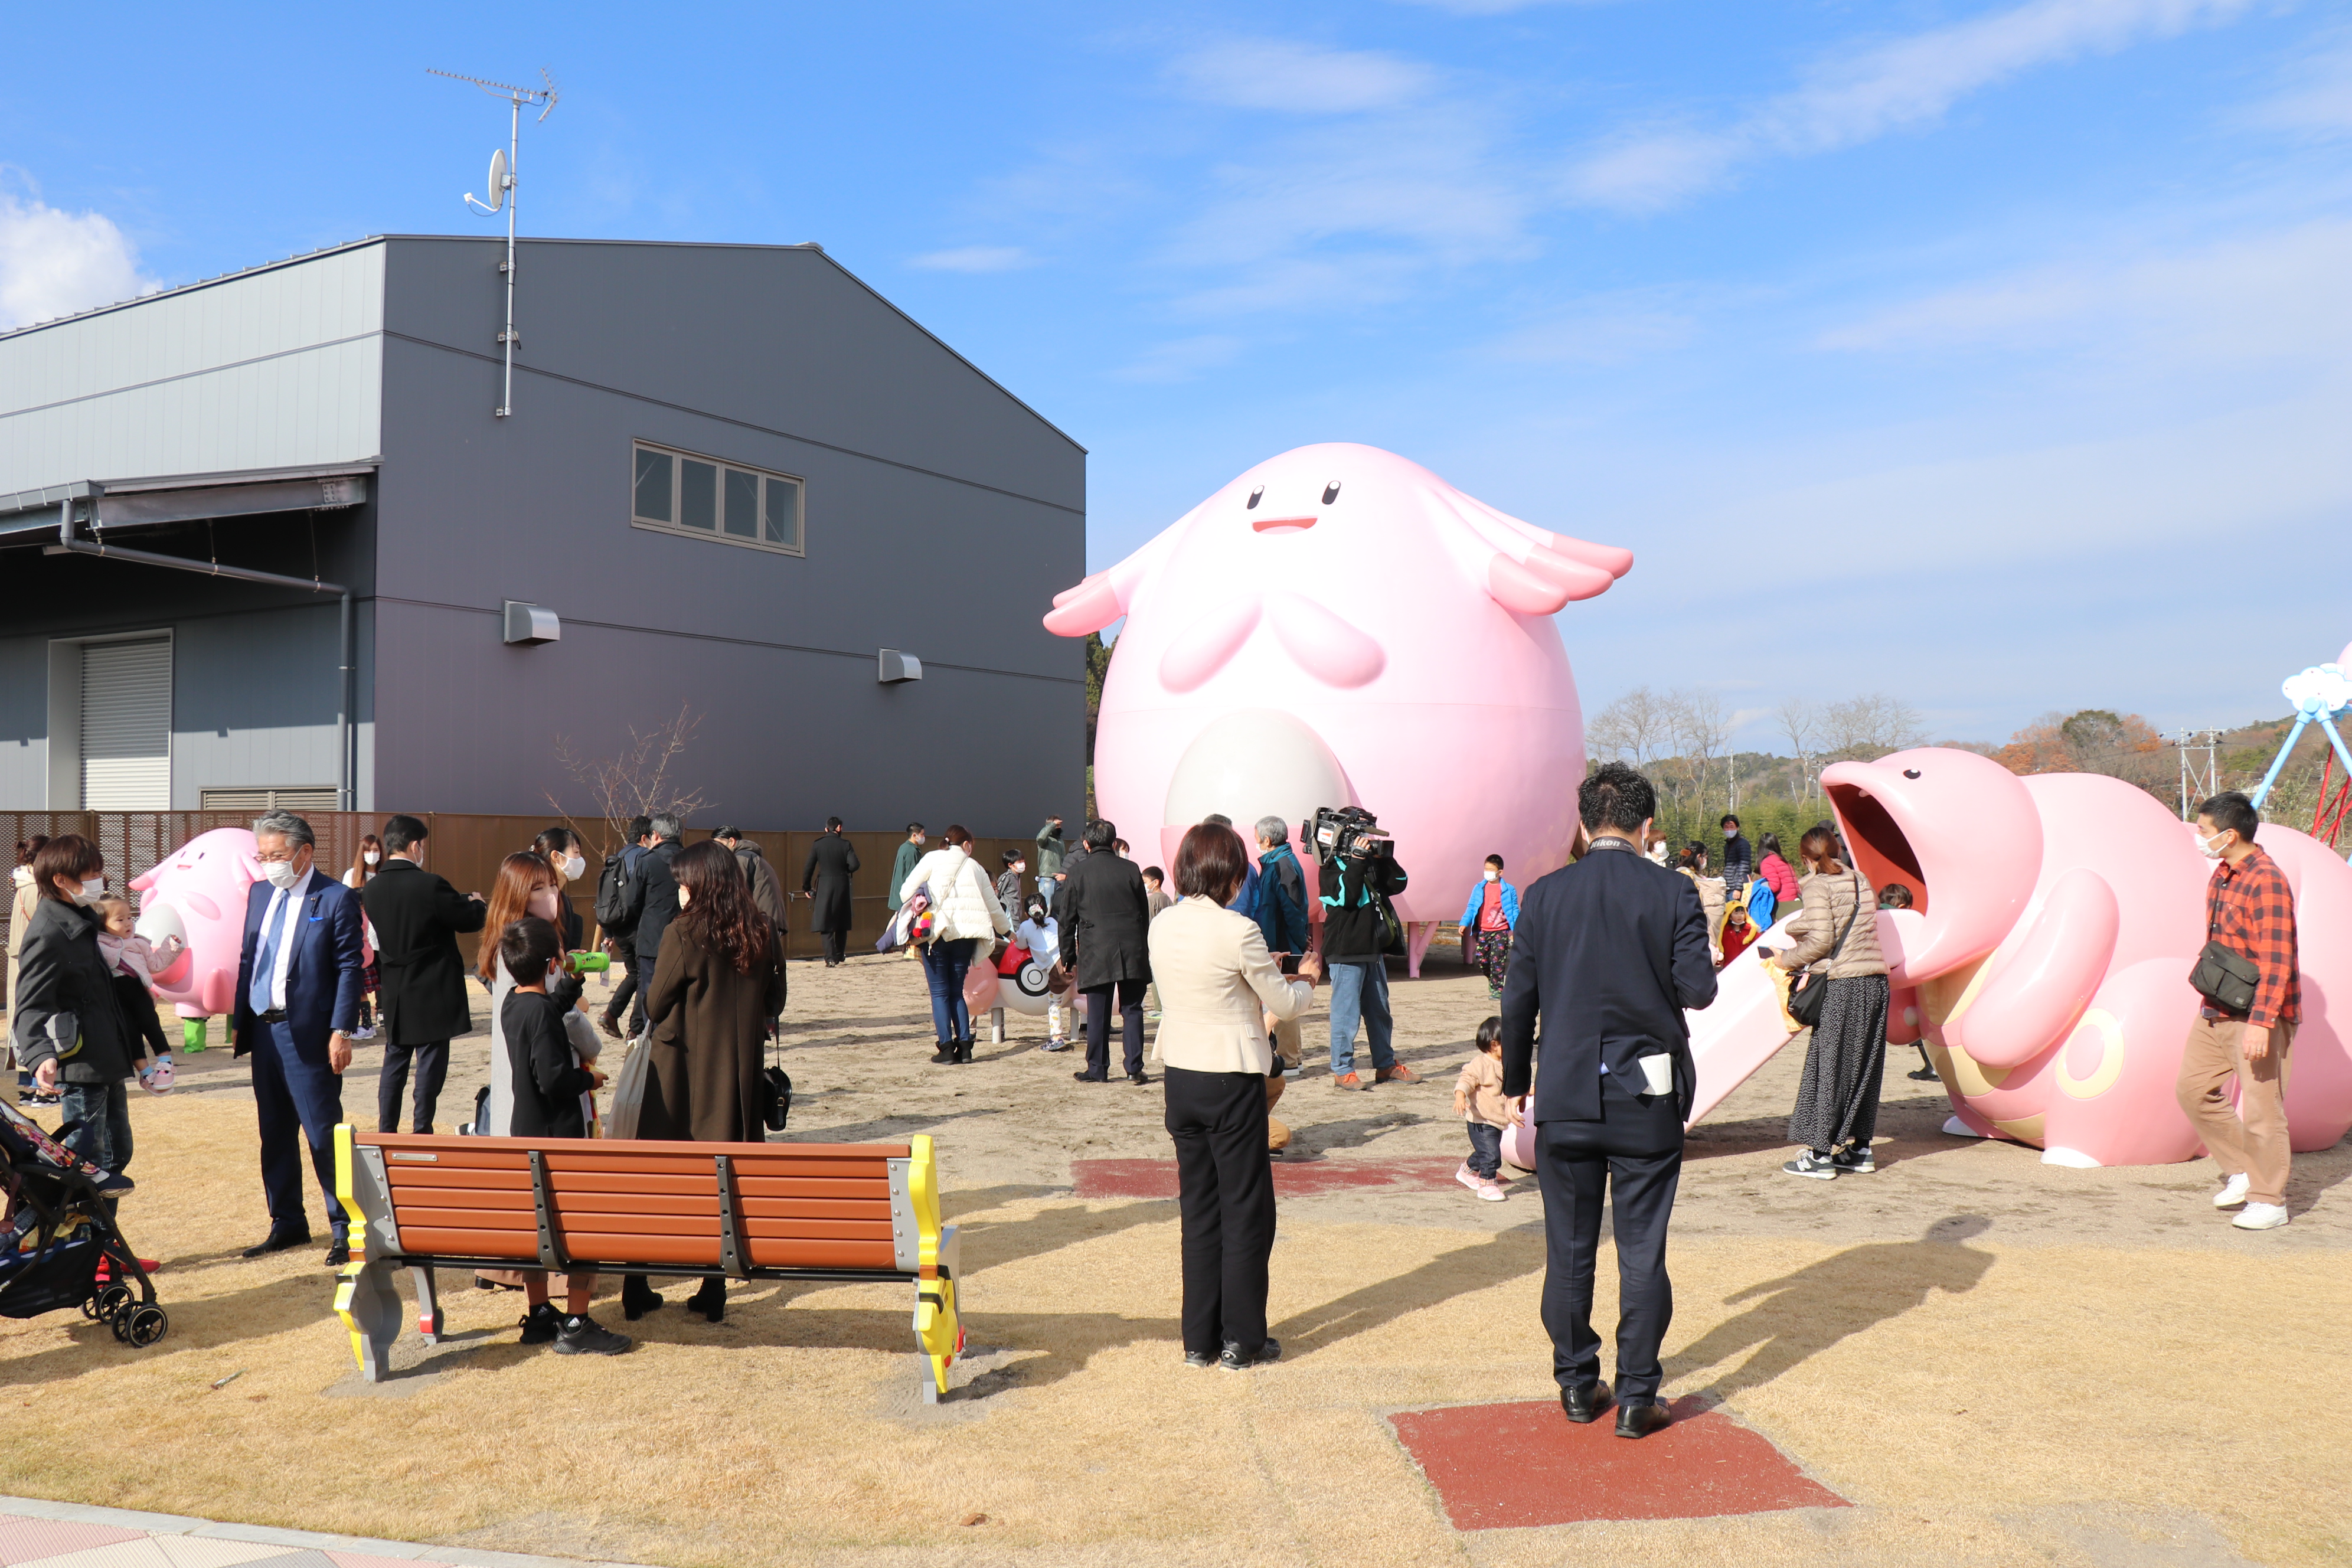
top-left (2187, 891), bottom-right (2261, 1015)
top-left (1785, 870), bottom-right (1862, 1030)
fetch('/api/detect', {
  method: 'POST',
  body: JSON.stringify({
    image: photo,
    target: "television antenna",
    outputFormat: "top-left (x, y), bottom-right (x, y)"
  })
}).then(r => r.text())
top-left (429, 67), bottom-right (558, 418)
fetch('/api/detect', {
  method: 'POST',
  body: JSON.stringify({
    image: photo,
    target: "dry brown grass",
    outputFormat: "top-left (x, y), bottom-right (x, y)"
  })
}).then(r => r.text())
top-left (6, 1083), bottom-right (2350, 1568)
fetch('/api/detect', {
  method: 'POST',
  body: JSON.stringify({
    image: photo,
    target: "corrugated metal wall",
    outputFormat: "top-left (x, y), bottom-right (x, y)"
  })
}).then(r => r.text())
top-left (0, 242), bottom-right (384, 492)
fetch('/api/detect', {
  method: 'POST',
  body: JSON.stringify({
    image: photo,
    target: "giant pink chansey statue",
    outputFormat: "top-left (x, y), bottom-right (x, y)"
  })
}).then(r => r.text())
top-left (1684, 747), bottom-right (2352, 1168)
top-left (128, 827), bottom-right (262, 1021)
top-left (1044, 442), bottom-right (1629, 965)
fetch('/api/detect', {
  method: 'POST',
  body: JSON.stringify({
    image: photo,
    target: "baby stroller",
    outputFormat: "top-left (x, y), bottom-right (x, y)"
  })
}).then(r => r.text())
top-left (0, 1099), bottom-right (167, 1346)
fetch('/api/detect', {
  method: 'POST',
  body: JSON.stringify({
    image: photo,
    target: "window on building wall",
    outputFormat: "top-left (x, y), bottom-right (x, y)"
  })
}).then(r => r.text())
top-left (631, 440), bottom-right (804, 556)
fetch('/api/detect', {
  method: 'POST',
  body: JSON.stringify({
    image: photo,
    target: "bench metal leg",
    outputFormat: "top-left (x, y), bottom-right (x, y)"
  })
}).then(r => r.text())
top-left (411, 1266), bottom-right (441, 1343)
top-left (333, 1257), bottom-right (402, 1383)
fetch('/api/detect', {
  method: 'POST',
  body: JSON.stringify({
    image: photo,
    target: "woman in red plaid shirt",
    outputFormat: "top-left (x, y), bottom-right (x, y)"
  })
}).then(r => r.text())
top-left (2175, 792), bottom-right (2299, 1231)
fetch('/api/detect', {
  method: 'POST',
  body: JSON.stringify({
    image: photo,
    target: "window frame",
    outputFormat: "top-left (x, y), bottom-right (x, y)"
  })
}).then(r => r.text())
top-left (629, 439), bottom-right (806, 557)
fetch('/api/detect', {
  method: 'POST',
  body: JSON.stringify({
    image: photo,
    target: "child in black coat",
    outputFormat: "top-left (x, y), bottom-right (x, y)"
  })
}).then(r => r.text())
top-left (498, 916), bottom-right (631, 1355)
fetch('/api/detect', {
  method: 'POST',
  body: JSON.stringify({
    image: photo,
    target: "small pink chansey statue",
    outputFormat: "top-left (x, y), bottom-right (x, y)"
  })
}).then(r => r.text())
top-left (1045, 442), bottom-right (1630, 965)
top-left (1682, 746), bottom-right (2352, 1168)
top-left (128, 827), bottom-right (263, 1024)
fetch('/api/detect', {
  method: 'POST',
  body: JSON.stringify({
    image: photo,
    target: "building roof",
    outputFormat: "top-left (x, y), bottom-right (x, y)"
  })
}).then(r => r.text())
top-left (1, 234), bottom-right (1083, 453)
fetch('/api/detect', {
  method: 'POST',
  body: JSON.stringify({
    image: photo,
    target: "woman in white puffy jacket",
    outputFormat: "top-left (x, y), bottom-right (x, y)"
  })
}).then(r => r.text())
top-left (899, 824), bottom-right (1012, 1064)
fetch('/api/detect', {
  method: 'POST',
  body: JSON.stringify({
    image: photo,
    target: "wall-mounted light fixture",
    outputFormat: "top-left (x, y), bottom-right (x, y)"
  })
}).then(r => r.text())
top-left (878, 648), bottom-right (922, 684)
top-left (504, 601), bottom-right (560, 644)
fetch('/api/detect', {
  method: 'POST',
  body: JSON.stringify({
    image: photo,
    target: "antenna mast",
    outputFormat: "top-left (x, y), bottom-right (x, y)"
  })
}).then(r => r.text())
top-left (430, 67), bottom-right (558, 417)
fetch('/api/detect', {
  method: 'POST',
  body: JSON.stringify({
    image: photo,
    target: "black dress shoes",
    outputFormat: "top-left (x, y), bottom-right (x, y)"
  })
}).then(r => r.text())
top-left (241, 1228), bottom-right (311, 1258)
top-left (323, 1241), bottom-right (351, 1268)
top-left (1562, 1378), bottom-right (1612, 1424)
top-left (1127, 1073), bottom-right (1151, 1086)
top-left (1072, 1071), bottom-right (1109, 1083)
top-left (1614, 1401), bottom-right (1672, 1439)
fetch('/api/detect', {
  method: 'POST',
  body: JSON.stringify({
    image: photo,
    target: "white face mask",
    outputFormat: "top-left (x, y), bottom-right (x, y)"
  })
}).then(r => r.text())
top-left (262, 858), bottom-right (303, 890)
top-left (561, 854), bottom-right (586, 880)
top-left (1013, 863), bottom-right (1026, 874)
top-left (364, 850), bottom-right (380, 866)
top-left (1723, 827), bottom-right (1737, 837)
top-left (1484, 869), bottom-right (1500, 882)
top-left (75, 877), bottom-right (106, 905)
top-left (2196, 828), bottom-right (2230, 861)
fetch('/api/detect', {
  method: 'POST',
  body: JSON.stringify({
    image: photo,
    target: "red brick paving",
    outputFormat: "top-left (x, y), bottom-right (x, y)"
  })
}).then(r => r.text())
top-left (1388, 1396), bottom-right (1848, 1528)
top-left (1072, 1156), bottom-right (1476, 1200)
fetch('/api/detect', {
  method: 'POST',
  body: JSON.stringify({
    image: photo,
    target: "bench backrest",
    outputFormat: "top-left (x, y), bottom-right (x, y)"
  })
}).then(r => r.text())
top-left (338, 1132), bottom-right (926, 1274)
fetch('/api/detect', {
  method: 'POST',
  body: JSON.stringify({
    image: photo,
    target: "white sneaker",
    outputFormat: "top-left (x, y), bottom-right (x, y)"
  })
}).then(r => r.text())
top-left (2232, 1202), bottom-right (2288, 1231)
top-left (1476, 1179), bottom-right (1507, 1203)
top-left (2211, 1173), bottom-right (2250, 1208)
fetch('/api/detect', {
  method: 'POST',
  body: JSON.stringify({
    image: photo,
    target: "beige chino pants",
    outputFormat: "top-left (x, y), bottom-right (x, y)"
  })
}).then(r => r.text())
top-left (2175, 1014), bottom-right (2296, 1207)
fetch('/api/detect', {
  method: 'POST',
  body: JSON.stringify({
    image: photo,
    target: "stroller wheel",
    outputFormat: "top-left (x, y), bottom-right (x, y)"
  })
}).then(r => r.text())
top-left (92, 1283), bottom-right (135, 1323)
top-left (120, 1304), bottom-right (168, 1347)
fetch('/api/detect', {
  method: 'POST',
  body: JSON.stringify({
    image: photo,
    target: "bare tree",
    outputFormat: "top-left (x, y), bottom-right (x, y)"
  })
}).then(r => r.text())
top-left (548, 703), bottom-right (716, 857)
top-left (1777, 696), bottom-right (1816, 801)
top-left (1586, 686), bottom-right (1671, 769)
top-left (1820, 694), bottom-right (1925, 762)
top-left (1668, 688), bottom-right (1733, 809)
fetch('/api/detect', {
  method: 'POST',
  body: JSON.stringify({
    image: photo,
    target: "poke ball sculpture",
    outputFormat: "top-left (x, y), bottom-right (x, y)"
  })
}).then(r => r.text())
top-left (1045, 442), bottom-right (1631, 936)
top-left (964, 942), bottom-right (1054, 1018)
top-left (129, 828), bottom-right (262, 1020)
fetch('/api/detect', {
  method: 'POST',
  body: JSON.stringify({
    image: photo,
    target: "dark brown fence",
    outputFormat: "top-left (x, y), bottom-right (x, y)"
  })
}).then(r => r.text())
top-left (2, 812), bottom-right (1033, 969)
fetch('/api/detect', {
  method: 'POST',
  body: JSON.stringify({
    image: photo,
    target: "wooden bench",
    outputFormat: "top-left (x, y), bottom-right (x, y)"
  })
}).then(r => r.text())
top-left (329, 1127), bottom-right (965, 1400)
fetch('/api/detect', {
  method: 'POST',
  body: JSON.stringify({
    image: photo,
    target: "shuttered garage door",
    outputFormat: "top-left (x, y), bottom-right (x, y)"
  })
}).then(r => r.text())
top-left (81, 638), bottom-right (172, 809)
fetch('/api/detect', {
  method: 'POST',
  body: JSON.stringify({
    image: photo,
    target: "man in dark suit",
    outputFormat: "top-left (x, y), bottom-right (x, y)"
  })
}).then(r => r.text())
top-left (360, 814), bottom-right (485, 1135)
top-left (1058, 819), bottom-right (1154, 1084)
top-left (618, 812), bottom-right (685, 1039)
top-left (1501, 762), bottom-right (1717, 1438)
top-left (800, 817), bottom-right (860, 967)
top-left (234, 811), bottom-right (367, 1266)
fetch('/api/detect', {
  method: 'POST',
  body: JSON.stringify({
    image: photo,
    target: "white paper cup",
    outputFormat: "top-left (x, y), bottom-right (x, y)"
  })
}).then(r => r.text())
top-left (1638, 1054), bottom-right (1674, 1097)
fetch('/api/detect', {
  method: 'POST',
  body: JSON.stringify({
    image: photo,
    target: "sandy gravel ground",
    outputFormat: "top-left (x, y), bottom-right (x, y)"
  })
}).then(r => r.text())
top-left (3, 952), bottom-right (2345, 1567)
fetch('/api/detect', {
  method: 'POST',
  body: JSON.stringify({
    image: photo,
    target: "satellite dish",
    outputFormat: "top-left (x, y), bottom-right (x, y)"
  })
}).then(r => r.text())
top-left (484, 148), bottom-right (509, 212)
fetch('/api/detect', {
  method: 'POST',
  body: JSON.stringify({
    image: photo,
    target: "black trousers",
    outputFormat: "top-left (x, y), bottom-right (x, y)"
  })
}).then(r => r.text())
top-left (377, 1038), bottom-right (451, 1133)
top-left (821, 929), bottom-right (848, 965)
top-left (1536, 1078), bottom-right (1684, 1404)
top-left (1164, 1065), bottom-right (1276, 1357)
top-left (602, 945), bottom-right (638, 1027)
top-left (1083, 977), bottom-right (1149, 1080)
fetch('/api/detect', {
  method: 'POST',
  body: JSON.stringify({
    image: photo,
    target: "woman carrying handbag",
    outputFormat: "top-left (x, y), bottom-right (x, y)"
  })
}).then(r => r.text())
top-left (899, 825), bottom-right (1013, 1064)
top-left (1759, 823), bottom-right (1888, 1181)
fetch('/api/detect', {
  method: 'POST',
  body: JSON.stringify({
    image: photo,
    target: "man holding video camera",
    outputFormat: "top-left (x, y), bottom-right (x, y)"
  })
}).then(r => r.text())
top-left (1314, 808), bottom-right (1415, 1092)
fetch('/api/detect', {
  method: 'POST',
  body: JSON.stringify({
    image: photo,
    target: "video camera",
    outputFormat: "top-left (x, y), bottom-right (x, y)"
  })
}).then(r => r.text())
top-left (1309, 805), bottom-right (1393, 867)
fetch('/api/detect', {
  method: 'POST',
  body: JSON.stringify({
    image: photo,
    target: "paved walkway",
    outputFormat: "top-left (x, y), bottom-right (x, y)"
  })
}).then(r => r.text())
top-left (0, 1499), bottom-right (655, 1568)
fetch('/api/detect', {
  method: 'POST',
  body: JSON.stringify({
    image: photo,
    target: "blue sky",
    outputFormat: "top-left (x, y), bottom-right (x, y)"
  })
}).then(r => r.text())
top-left (6, 1), bottom-right (2348, 750)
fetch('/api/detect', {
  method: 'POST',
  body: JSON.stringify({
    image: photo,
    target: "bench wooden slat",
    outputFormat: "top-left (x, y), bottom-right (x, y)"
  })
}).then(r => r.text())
top-left (390, 1207), bottom-right (895, 1243)
top-left (385, 1188), bottom-right (892, 1222)
top-left (383, 1169), bottom-right (891, 1202)
top-left (396, 1226), bottom-right (540, 1259)
top-left (360, 1133), bottom-right (912, 1159)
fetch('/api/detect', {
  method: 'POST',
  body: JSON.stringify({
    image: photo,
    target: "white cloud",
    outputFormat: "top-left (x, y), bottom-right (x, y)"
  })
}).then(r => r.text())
top-left (1564, 0), bottom-right (2259, 210)
top-left (1112, 334), bottom-right (1244, 383)
top-left (0, 185), bottom-right (159, 331)
top-left (1168, 38), bottom-right (1436, 115)
top-left (1484, 288), bottom-right (1701, 364)
top-left (908, 244), bottom-right (1037, 273)
top-left (1817, 219), bottom-right (2352, 364)
top-left (2238, 30), bottom-right (2352, 137)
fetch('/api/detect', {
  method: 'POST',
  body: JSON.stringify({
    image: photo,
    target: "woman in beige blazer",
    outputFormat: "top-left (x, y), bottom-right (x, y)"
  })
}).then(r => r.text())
top-left (1149, 823), bottom-right (1322, 1373)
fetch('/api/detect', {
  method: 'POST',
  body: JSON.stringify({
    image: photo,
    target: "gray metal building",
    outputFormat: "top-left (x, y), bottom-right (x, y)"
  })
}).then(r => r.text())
top-left (0, 236), bottom-right (1088, 829)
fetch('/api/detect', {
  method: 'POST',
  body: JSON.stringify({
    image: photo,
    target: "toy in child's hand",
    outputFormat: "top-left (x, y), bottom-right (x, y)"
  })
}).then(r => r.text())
top-left (137, 1056), bottom-right (175, 1095)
